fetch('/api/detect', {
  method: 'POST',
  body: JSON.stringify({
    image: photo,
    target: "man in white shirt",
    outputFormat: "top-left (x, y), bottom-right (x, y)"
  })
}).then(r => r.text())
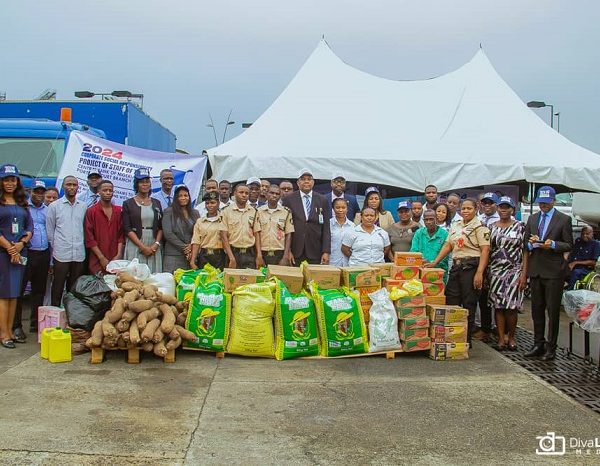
top-left (218, 180), bottom-right (232, 208)
top-left (447, 193), bottom-right (462, 224)
top-left (152, 169), bottom-right (175, 210)
top-left (195, 179), bottom-right (221, 217)
top-left (78, 171), bottom-right (102, 207)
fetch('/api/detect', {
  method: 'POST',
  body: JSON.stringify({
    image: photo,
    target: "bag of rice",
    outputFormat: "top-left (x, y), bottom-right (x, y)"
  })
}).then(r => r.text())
top-left (227, 281), bottom-right (276, 358)
top-left (310, 284), bottom-right (368, 357)
top-left (367, 288), bottom-right (401, 352)
top-left (184, 281), bottom-right (231, 352)
top-left (274, 280), bottom-right (319, 360)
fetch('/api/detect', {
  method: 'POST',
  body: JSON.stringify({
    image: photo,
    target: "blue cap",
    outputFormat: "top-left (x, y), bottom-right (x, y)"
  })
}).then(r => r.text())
top-left (365, 186), bottom-right (380, 196)
top-left (0, 164), bottom-right (19, 178)
top-left (32, 179), bottom-right (47, 191)
top-left (481, 192), bottom-right (499, 204)
top-left (397, 200), bottom-right (412, 210)
top-left (497, 196), bottom-right (515, 208)
top-left (534, 186), bottom-right (556, 203)
top-left (134, 167), bottom-right (151, 180)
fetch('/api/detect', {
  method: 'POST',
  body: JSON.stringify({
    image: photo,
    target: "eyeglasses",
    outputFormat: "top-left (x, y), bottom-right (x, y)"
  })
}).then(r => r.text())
top-left (280, 187), bottom-right (293, 191)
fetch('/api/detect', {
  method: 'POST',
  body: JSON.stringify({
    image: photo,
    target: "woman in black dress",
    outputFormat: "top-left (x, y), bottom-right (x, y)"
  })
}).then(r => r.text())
top-left (0, 165), bottom-right (33, 348)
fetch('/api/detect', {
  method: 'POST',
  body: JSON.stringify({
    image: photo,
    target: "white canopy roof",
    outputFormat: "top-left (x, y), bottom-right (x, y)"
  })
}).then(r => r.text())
top-left (209, 40), bottom-right (600, 193)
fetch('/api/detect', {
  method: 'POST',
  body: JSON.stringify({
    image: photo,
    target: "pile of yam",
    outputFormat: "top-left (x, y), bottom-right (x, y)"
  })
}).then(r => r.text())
top-left (85, 272), bottom-right (195, 357)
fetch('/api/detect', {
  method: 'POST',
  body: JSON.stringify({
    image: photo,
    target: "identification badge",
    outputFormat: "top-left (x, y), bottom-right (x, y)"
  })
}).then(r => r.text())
top-left (276, 230), bottom-right (283, 241)
top-left (12, 218), bottom-right (19, 235)
top-left (508, 231), bottom-right (517, 239)
top-left (318, 208), bottom-right (324, 225)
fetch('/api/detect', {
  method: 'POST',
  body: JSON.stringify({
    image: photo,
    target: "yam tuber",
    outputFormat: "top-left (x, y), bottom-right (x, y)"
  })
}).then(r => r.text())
top-left (166, 336), bottom-right (182, 351)
top-left (141, 318), bottom-right (161, 343)
top-left (121, 309), bottom-right (137, 322)
top-left (141, 342), bottom-right (154, 352)
top-left (175, 300), bottom-right (189, 311)
top-left (159, 306), bottom-right (176, 334)
top-left (90, 321), bottom-right (103, 346)
top-left (168, 328), bottom-right (180, 340)
top-left (142, 285), bottom-right (157, 299)
top-left (176, 311), bottom-right (188, 326)
top-left (105, 298), bottom-right (125, 323)
top-left (127, 299), bottom-right (154, 313)
top-left (137, 307), bottom-right (160, 329)
top-left (153, 340), bottom-right (168, 357)
top-left (156, 292), bottom-right (178, 305)
top-left (115, 319), bottom-right (130, 333)
top-left (117, 272), bottom-right (142, 285)
top-left (85, 337), bottom-right (94, 348)
top-left (129, 320), bottom-right (141, 345)
top-left (152, 328), bottom-right (164, 344)
top-left (121, 281), bottom-right (142, 292)
top-left (175, 325), bottom-right (197, 342)
top-left (123, 289), bottom-right (140, 304)
top-left (122, 331), bottom-right (131, 343)
top-left (102, 319), bottom-right (118, 339)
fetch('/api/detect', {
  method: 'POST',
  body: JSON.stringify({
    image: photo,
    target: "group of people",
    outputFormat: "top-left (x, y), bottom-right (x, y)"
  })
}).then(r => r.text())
top-left (0, 162), bottom-right (595, 361)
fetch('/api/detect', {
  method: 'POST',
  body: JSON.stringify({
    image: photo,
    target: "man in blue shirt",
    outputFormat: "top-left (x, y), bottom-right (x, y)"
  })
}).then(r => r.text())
top-left (151, 169), bottom-right (175, 210)
top-left (13, 180), bottom-right (52, 339)
top-left (567, 225), bottom-right (600, 289)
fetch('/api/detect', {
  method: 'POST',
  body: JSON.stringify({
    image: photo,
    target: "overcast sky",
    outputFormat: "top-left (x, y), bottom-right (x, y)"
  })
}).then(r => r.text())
top-left (2, 0), bottom-right (599, 155)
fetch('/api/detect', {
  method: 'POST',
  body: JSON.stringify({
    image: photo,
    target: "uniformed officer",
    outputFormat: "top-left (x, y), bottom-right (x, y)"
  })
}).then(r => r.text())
top-left (425, 198), bottom-right (490, 344)
top-left (255, 184), bottom-right (294, 266)
top-left (190, 192), bottom-right (226, 270)
top-left (219, 183), bottom-right (261, 269)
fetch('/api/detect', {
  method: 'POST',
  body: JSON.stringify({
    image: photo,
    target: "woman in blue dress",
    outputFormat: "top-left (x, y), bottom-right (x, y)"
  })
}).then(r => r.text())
top-left (0, 165), bottom-right (33, 349)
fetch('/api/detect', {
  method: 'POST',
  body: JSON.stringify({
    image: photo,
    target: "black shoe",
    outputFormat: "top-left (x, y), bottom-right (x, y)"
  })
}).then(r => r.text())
top-left (1, 339), bottom-right (16, 349)
top-left (29, 324), bottom-right (38, 334)
top-left (524, 344), bottom-right (546, 357)
top-left (541, 350), bottom-right (556, 361)
top-left (12, 328), bottom-right (27, 343)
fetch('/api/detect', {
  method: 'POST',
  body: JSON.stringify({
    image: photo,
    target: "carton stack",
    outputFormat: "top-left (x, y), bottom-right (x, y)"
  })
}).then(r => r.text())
top-left (340, 267), bottom-right (381, 322)
top-left (420, 268), bottom-right (446, 305)
top-left (395, 294), bottom-right (430, 352)
top-left (428, 305), bottom-right (469, 360)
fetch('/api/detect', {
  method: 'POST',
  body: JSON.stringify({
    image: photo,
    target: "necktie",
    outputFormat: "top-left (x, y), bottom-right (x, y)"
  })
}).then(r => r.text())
top-left (167, 196), bottom-right (172, 206)
top-left (92, 194), bottom-right (98, 205)
top-left (539, 213), bottom-right (547, 240)
top-left (304, 194), bottom-right (311, 219)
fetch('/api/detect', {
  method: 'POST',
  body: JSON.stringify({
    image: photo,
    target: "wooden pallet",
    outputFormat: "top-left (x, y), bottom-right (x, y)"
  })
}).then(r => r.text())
top-left (182, 347), bottom-right (225, 358)
top-left (300, 348), bottom-right (408, 360)
top-left (90, 347), bottom-right (175, 364)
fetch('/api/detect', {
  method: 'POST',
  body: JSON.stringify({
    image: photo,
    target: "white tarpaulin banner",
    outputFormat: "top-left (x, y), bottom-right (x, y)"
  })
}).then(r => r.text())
top-left (58, 131), bottom-right (207, 206)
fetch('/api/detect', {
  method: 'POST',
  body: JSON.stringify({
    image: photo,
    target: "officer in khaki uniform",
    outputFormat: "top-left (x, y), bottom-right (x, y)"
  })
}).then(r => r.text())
top-left (426, 198), bottom-right (490, 344)
top-left (219, 183), bottom-right (261, 269)
top-left (190, 192), bottom-right (226, 270)
top-left (255, 184), bottom-right (294, 266)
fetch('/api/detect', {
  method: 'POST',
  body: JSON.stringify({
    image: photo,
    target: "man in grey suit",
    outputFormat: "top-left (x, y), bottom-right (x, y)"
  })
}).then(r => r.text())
top-left (523, 186), bottom-right (573, 361)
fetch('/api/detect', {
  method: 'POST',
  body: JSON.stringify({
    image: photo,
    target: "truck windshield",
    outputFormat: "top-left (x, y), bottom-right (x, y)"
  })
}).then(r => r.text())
top-left (0, 138), bottom-right (65, 178)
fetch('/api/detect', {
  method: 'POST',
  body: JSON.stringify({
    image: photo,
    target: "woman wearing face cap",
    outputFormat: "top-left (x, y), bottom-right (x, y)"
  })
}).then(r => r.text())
top-left (0, 164), bottom-right (33, 348)
top-left (353, 187), bottom-right (394, 230)
top-left (190, 192), bottom-right (226, 270)
top-left (122, 168), bottom-right (163, 273)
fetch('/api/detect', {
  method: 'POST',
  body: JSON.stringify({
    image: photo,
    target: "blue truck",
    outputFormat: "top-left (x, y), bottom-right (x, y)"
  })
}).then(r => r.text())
top-left (0, 100), bottom-right (176, 186)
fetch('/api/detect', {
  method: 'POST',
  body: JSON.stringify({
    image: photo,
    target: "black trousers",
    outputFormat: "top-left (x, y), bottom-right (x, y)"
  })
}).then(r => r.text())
top-left (478, 285), bottom-right (492, 333)
top-left (530, 277), bottom-right (564, 349)
top-left (13, 248), bottom-right (51, 331)
top-left (51, 260), bottom-right (86, 307)
top-left (262, 250), bottom-right (285, 266)
top-left (446, 265), bottom-right (480, 342)
top-left (294, 255), bottom-right (321, 265)
top-left (231, 247), bottom-right (256, 269)
top-left (197, 248), bottom-right (226, 271)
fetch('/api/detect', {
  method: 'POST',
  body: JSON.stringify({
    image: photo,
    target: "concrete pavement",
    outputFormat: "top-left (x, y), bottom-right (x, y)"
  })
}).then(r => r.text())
top-left (1, 336), bottom-right (599, 465)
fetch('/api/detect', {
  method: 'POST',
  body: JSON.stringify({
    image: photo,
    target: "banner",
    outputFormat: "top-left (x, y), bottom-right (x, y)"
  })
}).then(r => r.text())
top-left (57, 131), bottom-right (207, 206)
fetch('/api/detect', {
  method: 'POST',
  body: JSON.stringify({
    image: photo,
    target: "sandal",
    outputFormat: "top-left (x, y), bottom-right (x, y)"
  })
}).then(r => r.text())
top-left (1, 339), bottom-right (16, 349)
top-left (508, 343), bottom-right (518, 351)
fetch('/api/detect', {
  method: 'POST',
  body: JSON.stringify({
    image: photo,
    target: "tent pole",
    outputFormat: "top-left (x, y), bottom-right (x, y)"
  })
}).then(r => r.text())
top-left (529, 183), bottom-right (535, 215)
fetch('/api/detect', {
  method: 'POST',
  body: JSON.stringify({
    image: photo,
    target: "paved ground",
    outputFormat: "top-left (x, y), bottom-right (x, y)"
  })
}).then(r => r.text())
top-left (1, 326), bottom-right (599, 465)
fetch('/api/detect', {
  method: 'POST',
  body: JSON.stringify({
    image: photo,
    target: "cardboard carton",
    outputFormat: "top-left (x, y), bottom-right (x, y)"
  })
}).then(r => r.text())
top-left (399, 316), bottom-right (430, 330)
top-left (420, 268), bottom-right (446, 284)
top-left (369, 262), bottom-right (392, 278)
top-left (423, 282), bottom-right (445, 297)
top-left (340, 266), bottom-right (381, 288)
top-left (396, 305), bottom-right (427, 319)
top-left (303, 264), bottom-right (341, 290)
top-left (398, 326), bottom-right (429, 341)
top-left (394, 252), bottom-right (423, 266)
top-left (430, 324), bottom-right (468, 343)
top-left (267, 265), bottom-right (304, 294)
top-left (37, 306), bottom-right (67, 343)
top-left (425, 295), bottom-right (447, 305)
top-left (223, 268), bottom-right (265, 292)
top-left (429, 342), bottom-right (470, 360)
top-left (428, 305), bottom-right (469, 325)
top-left (395, 295), bottom-right (426, 308)
top-left (383, 278), bottom-right (407, 291)
top-left (390, 265), bottom-right (421, 281)
top-left (401, 337), bottom-right (431, 352)
top-left (355, 286), bottom-right (380, 323)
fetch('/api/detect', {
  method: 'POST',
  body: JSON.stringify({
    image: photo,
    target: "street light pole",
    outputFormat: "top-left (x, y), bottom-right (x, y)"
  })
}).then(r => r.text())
top-left (221, 109), bottom-right (235, 144)
top-left (554, 112), bottom-right (560, 133)
top-left (206, 114), bottom-right (219, 147)
top-left (527, 100), bottom-right (555, 129)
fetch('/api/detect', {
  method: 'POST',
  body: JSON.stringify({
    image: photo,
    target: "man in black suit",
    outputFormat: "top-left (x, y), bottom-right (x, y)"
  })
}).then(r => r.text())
top-left (524, 185), bottom-right (573, 361)
top-left (326, 172), bottom-right (360, 222)
top-left (282, 168), bottom-right (331, 265)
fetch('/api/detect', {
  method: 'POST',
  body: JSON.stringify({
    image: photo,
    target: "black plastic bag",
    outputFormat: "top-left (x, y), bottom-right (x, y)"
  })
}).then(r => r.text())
top-left (71, 275), bottom-right (112, 314)
top-left (63, 292), bottom-right (100, 331)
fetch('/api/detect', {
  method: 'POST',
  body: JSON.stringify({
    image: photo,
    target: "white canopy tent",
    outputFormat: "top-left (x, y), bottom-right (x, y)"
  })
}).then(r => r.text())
top-left (208, 40), bottom-right (600, 193)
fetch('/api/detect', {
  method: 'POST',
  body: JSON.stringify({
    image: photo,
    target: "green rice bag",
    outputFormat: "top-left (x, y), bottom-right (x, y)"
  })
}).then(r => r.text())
top-left (175, 269), bottom-right (204, 302)
top-left (184, 281), bottom-right (231, 352)
top-left (274, 280), bottom-right (319, 360)
top-left (310, 284), bottom-right (368, 357)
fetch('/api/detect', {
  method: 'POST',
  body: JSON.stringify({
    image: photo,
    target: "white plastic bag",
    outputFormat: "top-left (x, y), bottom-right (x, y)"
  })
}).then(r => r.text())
top-left (144, 273), bottom-right (176, 297)
top-left (563, 290), bottom-right (600, 325)
top-left (105, 260), bottom-right (130, 274)
top-left (367, 288), bottom-right (401, 352)
top-left (102, 274), bottom-right (118, 291)
top-left (105, 258), bottom-right (151, 281)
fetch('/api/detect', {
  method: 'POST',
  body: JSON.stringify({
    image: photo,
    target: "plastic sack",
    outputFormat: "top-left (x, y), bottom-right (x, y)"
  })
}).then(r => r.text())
top-left (367, 288), bottom-right (401, 352)
top-left (310, 284), bottom-right (368, 357)
top-left (274, 280), bottom-right (319, 360)
top-left (103, 274), bottom-right (118, 291)
top-left (105, 260), bottom-right (130, 274)
top-left (563, 290), bottom-right (600, 325)
top-left (63, 292), bottom-right (102, 331)
top-left (106, 258), bottom-right (151, 281)
top-left (227, 281), bottom-right (276, 358)
top-left (174, 265), bottom-right (220, 302)
top-left (582, 306), bottom-right (600, 333)
top-left (184, 281), bottom-right (231, 352)
top-left (144, 273), bottom-right (176, 297)
top-left (71, 275), bottom-right (112, 314)
top-left (389, 287), bottom-right (409, 301)
top-left (402, 279), bottom-right (423, 296)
